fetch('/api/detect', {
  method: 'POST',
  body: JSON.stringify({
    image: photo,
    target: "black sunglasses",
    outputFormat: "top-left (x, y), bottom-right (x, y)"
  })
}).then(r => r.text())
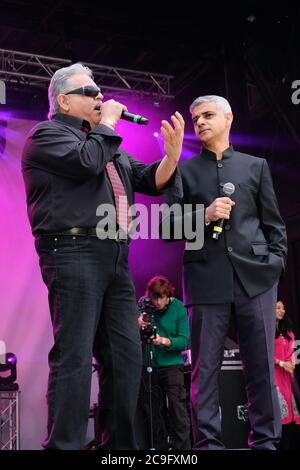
top-left (65, 85), bottom-right (101, 97)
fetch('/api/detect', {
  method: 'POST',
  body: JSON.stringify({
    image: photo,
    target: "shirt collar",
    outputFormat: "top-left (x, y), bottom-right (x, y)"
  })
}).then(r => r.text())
top-left (52, 113), bottom-right (91, 133)
top-left (201, 144), bottom-right (234, 160)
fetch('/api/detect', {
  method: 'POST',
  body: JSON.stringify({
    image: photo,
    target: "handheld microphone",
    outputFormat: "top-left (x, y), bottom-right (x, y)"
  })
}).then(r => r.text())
top-left (212, 182), bottom-right (235, 240)
top-left (121, 111), bottom-right (149, 125)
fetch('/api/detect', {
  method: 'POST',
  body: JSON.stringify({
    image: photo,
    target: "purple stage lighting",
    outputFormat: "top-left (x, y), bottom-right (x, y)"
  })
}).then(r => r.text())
top-left (0, 352), bottom-right (17, 387)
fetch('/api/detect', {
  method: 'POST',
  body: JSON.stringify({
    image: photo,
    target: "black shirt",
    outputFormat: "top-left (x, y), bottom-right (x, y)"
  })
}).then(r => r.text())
top-left (22, 113), bottom-right (164, 235)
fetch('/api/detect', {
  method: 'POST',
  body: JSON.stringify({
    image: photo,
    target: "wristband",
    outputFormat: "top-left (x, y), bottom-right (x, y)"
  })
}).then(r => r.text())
top-left (279, 361), bottom-right (284, 368)
top-left (101, 119), bottom-right (115, 128)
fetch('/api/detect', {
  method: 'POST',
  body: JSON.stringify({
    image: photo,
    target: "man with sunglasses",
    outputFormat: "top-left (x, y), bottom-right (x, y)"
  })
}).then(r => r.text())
top-left (22, 62), bottom-right (184, 450)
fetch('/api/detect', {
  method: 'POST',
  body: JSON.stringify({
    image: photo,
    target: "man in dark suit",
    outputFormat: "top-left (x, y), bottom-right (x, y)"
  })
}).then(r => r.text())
top-left (22, 62), bottom-right (184, 450)
top-left (163, 95), bottom-right (287, 450)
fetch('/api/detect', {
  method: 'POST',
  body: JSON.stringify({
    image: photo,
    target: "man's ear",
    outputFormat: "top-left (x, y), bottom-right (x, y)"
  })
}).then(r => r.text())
top-left (225, 112), bottom-right (233, 130)
top-left (57, 94), bottom-right (70, 113)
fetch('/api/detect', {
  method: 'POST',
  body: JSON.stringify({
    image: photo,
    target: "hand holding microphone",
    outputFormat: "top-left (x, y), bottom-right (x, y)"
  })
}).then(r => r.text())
top-left (205, 182), bottom-right (235, 240)
top-left (99, 99), bottom-right (148, 128)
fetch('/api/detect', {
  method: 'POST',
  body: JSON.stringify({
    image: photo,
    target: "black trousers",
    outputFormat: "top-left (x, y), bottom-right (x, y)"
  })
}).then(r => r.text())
top-left (36, 236), bottom-right (142, 450)
top-left (136, 364), bottom-right (191, 450)
top-left (188, 275), bottom-right (281, 450)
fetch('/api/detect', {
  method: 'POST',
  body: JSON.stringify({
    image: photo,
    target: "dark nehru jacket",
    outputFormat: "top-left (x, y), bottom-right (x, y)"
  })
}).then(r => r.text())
top-left (166, 146), bottom-right (287, 305)
top-left (22, 113), bottom-right (164, 235)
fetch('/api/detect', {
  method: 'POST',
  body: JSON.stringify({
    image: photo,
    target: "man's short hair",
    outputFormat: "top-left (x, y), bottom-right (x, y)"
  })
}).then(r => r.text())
top-left (190, 95), bottom-right (232, 114)
top-left (48, 63), bottom-right (93, 119)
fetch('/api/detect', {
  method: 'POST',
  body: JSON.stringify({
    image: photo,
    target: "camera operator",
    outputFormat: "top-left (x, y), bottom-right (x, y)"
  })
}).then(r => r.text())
top-left (136, 275), bottom-right (191, 450)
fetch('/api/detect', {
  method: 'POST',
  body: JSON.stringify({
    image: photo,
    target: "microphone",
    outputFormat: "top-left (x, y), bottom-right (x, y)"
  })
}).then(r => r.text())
top-left (212, 182), bottom-right (235, 240)
top-left (121, 111), bottom-right (149, 125)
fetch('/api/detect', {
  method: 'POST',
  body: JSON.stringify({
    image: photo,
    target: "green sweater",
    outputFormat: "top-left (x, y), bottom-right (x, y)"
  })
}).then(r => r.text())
top-left (142, 298), bottom-right (190, 368)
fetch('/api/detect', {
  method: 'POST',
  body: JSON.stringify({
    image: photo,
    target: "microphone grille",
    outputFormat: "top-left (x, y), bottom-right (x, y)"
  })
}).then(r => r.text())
top-left (223, 182), bottom-right (235, 196)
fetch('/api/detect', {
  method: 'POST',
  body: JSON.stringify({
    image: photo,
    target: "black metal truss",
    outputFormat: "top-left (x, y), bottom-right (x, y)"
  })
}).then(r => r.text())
top-left (0, 48), bottom-right (174, 100)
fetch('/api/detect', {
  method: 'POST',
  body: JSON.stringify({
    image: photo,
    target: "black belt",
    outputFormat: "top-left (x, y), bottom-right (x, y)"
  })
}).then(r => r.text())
top-left (37, 227), bottom-right (129, 243)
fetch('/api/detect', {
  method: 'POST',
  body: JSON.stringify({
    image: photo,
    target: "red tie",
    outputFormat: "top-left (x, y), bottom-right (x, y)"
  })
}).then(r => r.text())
top-left (106, 161), bottom-right (132, 235)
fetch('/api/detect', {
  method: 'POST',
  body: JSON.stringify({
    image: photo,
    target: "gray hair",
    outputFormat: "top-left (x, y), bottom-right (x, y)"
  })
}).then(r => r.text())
top-left (48, 63), bottom-right (94, 119)
top-left (190, 95), bottom-right (232, 114)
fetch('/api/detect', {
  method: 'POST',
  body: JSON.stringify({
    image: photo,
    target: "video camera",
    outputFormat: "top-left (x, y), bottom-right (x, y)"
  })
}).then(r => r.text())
top-left (137, 297), bottom-right (157, 343)
top-left (137, 296), bottom-right (168, 343)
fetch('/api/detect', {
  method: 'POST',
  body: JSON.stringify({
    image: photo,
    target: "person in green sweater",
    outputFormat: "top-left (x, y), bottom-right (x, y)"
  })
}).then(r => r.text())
top-left (136, 275), bottom-right (191, 450)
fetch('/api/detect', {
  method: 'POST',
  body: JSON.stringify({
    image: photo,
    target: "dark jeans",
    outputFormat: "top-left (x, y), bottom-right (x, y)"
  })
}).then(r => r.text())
top-left (188, 275), bottom-right (281, 450)
top-left (35, 235), bottom-right (142, 450)
top-left (136, 364), bottom-right (191, 450)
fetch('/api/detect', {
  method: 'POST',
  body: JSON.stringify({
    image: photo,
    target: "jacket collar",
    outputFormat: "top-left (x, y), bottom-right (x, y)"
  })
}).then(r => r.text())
top-left (201, 144), bottom-right (234, 160)
top-left (52, 113), bottom-right (91, 133)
